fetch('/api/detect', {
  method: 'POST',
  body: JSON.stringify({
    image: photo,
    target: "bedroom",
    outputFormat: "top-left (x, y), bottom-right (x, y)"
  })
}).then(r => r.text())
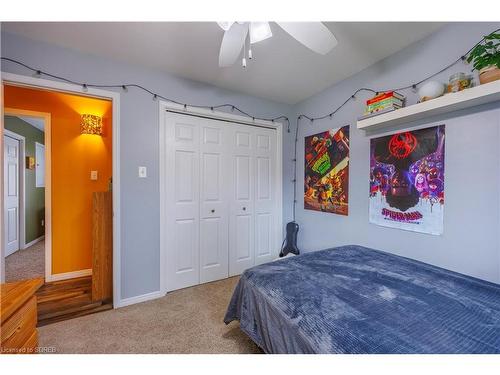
top-left (1, 0), bottom-right (500, 372)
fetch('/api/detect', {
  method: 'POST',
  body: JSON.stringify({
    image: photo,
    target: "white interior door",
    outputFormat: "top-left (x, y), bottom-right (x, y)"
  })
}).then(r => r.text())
top-left (4, 135), bottom-right (20, 257)
top-left (163, 109), bottom-right (281, 290)
top-left (254, 128), bottom-right (277, 266)
top-left (228, 125), bottom-right (255, 276)
top-left (199, 120), bottom-right (229, 283)
top-left (165, 113), bottom-right (201, 291)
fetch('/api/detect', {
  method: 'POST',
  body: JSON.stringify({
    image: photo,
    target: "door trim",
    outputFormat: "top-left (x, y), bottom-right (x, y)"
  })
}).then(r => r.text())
top-left (3, 129), bottom-right (25, 253)
top-left (163, 102), bottom-right (282, 129)
top-left (158, 101), bottom-right (284, 294)
top-left (1, 72), bottom-right (122, 309)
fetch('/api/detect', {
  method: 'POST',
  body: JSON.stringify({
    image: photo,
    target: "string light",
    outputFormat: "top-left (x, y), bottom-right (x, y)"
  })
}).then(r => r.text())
top-left (288, 28), bottom-right (500, 221)
top-left (1, 26), bottom-right (498, 225)
top-left (0, 57), bottom-right (289, 126)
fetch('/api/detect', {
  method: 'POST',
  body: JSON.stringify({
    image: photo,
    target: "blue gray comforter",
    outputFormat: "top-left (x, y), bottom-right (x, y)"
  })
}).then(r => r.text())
top-left (224, 245), bottom-right (500, 353)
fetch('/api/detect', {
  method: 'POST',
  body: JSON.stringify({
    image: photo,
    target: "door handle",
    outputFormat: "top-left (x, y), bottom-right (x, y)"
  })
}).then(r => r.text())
top-left (211, 209), bottom-right (215, 213)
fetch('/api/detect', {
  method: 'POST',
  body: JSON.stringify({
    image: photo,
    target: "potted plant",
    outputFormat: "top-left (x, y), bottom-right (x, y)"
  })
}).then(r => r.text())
top-left (467, 31), bottom-right (500, 85)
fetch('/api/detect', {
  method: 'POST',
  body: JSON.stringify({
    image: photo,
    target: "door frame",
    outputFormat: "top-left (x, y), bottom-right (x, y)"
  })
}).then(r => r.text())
top-left (4, 109), bottom-right (50, 278)
top-left (158, 101), bottom-right (284, 294)
top-left (3, 129), bottom-right (25, 255)
top-left (0, 72), bottom-right (122, 309)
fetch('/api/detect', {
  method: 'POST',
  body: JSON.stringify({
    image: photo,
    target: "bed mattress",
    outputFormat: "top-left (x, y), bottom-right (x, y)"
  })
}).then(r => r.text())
top-left (224, 245), bottom-right (500, 353)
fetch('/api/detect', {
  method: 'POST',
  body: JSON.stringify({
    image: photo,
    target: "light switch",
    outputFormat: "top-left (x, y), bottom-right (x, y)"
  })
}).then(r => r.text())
top-left (138, 166), bottom-right (147, 178)
top-left (90, 170), bottom-right (98, 180)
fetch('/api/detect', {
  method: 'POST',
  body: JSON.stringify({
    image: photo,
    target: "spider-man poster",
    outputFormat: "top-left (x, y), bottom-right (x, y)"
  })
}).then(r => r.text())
top-left (369, 125), bottom-right (445, 235)
top-left (304, 126), bottom-right (349, 215)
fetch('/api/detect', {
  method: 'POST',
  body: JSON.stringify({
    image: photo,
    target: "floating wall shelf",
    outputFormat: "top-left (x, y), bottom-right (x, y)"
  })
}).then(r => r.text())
top-left (357, 79), bottom-right (500, 131)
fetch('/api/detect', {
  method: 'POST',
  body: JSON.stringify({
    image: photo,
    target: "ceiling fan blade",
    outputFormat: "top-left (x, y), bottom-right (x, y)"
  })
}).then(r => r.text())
top-left (276, 22), bottom-right (337, 55)
top-left (219, 23), bottom-right (249, 67)
top-left (250, 22), bottom-right (272, 44)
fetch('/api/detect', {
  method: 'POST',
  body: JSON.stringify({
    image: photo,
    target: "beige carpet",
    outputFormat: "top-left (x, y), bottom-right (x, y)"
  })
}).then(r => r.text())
top-left (39, 276), bottom-right (261, 354)
top-left (5, 239), bottom-right (45, 282)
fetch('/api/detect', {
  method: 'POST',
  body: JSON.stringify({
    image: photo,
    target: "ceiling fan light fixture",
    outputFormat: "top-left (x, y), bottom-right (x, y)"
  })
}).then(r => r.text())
top-left (217, 22), bottom-right (234, 31)
top-left (250, 22), bottom-right (272, 44)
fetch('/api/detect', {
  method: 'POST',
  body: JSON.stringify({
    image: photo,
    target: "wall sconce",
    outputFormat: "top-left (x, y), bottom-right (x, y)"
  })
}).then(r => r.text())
top-left (80, 114), bottom-right (102, 135)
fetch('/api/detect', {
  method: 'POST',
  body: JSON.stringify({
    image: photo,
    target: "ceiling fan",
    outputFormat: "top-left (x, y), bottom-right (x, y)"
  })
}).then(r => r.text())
top-left (217, 22), bottom-right (338, 68)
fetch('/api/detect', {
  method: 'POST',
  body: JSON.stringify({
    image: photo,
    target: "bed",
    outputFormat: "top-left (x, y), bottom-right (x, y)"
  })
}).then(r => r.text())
top-left (224, 245), bottom-right (500, 353)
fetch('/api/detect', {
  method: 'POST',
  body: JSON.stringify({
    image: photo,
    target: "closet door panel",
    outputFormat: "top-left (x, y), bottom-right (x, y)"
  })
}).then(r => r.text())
top-left (174, 218), bottom-right (198, 274)
top-left (166, 116), bottom-right (200, 291)
top-left (165, 111), bottom-right (280, 288)
top-left (229, 127), bottom-right (255, 276)
top-left (199, 122), bottom-right (229, 283)
top-left (254, 128), bottom-right (277, 265)
top-left (256, 213), bottom-right (272, 258)
top-left (200, 215), bottom-right (226, 281)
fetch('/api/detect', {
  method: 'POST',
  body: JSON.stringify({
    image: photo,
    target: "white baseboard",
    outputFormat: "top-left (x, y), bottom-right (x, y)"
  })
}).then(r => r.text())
top-left (23, 235), bottom-right (45, 249)
top-left (46, 268), bottom-right (92, 282)
top-left (117, 290), bottom-right (165, 308)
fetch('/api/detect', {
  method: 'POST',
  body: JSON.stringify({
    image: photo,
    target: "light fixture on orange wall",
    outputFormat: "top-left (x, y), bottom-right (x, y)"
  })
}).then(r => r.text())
top-left (80, 114), bottom-right (102, 135)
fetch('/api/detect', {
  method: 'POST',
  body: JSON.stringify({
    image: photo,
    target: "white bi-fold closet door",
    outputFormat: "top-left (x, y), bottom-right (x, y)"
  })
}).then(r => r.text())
top-left (164, 111), bottom-right (279, 292)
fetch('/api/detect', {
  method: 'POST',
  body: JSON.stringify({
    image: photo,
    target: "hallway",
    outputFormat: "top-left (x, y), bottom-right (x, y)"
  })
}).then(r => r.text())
top-left (5, 239), bottom-right (44, 282)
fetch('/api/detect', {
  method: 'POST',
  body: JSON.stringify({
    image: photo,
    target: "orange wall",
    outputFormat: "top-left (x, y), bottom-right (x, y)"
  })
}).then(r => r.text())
top-left (4, 85), bottom-right (112, 275)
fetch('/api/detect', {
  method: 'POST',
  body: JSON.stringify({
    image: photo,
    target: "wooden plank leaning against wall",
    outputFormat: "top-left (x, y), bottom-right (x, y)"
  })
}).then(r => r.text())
top-left (92, 191), bottom-right (113, 302)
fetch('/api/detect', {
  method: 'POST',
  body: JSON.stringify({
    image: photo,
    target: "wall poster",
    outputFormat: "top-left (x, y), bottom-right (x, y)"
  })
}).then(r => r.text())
top-left (369, 125), bottom-right (445, 235)
top-left (304, 126), bottom-right (350, 215)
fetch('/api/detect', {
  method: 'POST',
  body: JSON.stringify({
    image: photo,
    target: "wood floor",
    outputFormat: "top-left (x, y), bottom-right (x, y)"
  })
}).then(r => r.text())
top-left (36, 276), bottom-right (112, 326)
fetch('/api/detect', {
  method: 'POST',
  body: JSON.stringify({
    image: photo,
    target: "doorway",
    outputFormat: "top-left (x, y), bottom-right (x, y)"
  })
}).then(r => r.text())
top-left (3, 111), bottom-right (49, 283)
top-left (2, 74), bottom-right (120, 324)
top-left (1, 72), bottom-right (120, 308)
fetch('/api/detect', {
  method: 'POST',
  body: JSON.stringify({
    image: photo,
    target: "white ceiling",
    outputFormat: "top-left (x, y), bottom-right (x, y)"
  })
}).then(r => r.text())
top-left (17, 116), bottom-right (45, 132)
top-left (2, 22), bottom-right (444, 104)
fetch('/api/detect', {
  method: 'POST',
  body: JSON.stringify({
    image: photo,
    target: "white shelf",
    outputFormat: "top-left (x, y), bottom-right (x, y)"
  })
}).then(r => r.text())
top-left (357, 79), bottom-right (500, 131)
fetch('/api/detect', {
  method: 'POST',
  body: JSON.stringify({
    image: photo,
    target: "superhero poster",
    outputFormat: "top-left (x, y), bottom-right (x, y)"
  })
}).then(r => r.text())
top-left (369, 125), bottom-right (445, 235)
top-left (304, 126), bottom-right (350, 215)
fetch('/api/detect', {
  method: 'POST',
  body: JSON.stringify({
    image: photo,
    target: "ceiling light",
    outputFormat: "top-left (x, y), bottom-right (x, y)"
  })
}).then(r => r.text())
top-left (250, 22), bottom-right (272, 44)
top-left (217, 22), bottom-right (234, 31)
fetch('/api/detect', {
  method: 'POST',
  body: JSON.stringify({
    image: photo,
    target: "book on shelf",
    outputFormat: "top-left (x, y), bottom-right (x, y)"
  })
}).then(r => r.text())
top-left (366, 98), bottom-right (404, 113)
top-left (358, 106), bottom-right (399, 120)
top-left (366, 91), bottom-right (405, 105)
top-left (364, 90), bottom-right (406, 116)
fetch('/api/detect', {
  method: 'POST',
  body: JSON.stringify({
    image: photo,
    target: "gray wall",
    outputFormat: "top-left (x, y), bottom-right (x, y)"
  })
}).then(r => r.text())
top-left (292, 22), bottom-right (500, 284)
top-left (1, 29), bottom-right (294, 299)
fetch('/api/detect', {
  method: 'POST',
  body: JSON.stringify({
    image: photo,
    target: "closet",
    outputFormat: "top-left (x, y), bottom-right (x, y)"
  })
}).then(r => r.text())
top-left (163, 111), bottom-right (280, 292)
